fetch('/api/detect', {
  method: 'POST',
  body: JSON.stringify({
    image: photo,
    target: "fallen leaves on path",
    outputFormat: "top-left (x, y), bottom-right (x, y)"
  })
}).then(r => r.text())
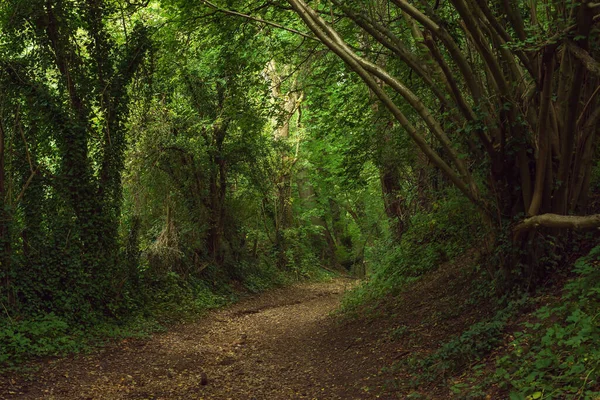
top-left (1, 279), bottom-right (395, 400)
top-left (1, 254), bottom-right (490, 400)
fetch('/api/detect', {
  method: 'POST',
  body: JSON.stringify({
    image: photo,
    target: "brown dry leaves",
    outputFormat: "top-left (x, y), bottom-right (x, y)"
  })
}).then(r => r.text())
top-left (0, 279), bottom-right (381, 400)
top-left (1, 255), bottom-right (489, 400)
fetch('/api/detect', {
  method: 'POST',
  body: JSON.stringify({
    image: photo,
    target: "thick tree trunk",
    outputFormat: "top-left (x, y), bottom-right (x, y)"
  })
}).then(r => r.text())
top-left (0, 116), bottom-right (12, 306)
top-left (380, 165), bottom-right (406, 242)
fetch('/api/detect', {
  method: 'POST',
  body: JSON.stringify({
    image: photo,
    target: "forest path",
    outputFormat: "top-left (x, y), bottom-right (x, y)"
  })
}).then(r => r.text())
top-left (1, 278), bottom-right (395, 400)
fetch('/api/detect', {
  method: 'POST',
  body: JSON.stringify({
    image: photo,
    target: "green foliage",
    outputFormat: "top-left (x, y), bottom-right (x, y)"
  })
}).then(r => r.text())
top-left (279, 223), bottom-right (327, 278)
top-left (0, 0), bottom-right (151, 320)
top-left (2, 0), bottom-right (596, 385)
top-left (136, 272), bottom-right (229, 324)
top-left (0, 311), bottom-right (171, 370)
top-left (493, 244), bottom-right (600, 399)
top-left (341, 190), bottom-right (483, 312)
top-left (409, 296), bottom-right (527, 383)
top-left (0, 272), bottom-right (229, 369)
top-left (238, 259), bottom-right (289, 294)
top-left (0, 314), bottom-right (82, 367)
top-left (1, 0), bottom-right (345, 367)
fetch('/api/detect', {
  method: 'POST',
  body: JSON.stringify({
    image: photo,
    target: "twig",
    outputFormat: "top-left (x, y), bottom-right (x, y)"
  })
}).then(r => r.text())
top-left (0, 300), bottom-right (13, 325)
top-left (199, 0), bottom-right (318, 41)
top-left (13, 167), bottom-right (39, 205)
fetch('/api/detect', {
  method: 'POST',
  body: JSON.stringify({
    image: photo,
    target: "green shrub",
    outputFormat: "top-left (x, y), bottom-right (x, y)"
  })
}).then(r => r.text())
top-left (0, 267), bottom-right (235, 369)
top-left (239, 256), bottom-right (290, 293)
top-left (495, 244), bottom-right (600, 400)
top-left (0, 313), bottom-right (83, 367)
top-left (139, 271), bottom-right (230, 323)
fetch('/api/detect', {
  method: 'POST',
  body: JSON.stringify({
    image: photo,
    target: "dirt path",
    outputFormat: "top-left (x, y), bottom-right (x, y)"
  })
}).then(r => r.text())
top-left (1, 279), bottom-right (396, 400)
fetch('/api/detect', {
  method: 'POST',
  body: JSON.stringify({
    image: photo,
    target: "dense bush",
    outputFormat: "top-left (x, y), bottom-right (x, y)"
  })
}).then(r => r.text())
top-left (0, 314), bottom-right (82, 367)
top-left (0, 259), bottom-right (302, 369)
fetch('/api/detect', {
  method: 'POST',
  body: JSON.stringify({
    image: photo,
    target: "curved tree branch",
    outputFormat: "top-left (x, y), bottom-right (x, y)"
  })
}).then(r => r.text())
top-left (291, 0), bottom-right (477, 193)
top-left (515, 213), bottom-right (600, 234)
top-left (287, 0), bottom-right (483, 209)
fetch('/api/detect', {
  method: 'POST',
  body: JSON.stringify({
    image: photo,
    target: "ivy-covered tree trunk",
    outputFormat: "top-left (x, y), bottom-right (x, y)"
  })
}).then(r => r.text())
top-left (206, 123), bottom-right (229, 266)
top-left (267, 61), bottom-right (302, 268)
top-left (0, 0), bottom-right (149, 316)
top-left (376, 126), bottom-right (410, 242)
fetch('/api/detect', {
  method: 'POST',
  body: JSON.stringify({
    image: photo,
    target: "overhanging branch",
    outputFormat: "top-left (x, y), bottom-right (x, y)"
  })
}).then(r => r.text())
top-left (515, 213), bottom-right (600, 234)
top-left (199, 0), bottom-right (318, 41)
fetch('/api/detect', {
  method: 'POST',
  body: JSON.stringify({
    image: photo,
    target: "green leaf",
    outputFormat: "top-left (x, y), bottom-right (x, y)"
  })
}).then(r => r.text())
top-left (510, 392), bottom-right (526, 400)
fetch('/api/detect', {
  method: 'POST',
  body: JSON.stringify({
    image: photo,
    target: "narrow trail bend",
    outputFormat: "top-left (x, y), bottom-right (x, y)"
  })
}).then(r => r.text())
top-left (1, 279), bottom-right (398, 400)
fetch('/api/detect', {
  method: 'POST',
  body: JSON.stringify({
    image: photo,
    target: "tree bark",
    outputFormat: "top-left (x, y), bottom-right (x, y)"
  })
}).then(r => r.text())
top-left (266, 61), bottom-right (303, 268)
top-left (0, 113), bottom-right (12, 306)
top-left (515, 213), bottom-right (600, 234)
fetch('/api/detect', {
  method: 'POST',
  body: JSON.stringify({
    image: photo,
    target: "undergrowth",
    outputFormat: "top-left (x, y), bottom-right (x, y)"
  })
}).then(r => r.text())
top-left (338, 184), bottom-right (600, 399)
top-left (0, 273), bottom-right (225, 370)
top-left (433, 243), bottom-right (600, 399)
top-left (493, 244), bottom-right (600, 400)
top-left (340, 190), bottom-right (483, 314)
top-left (403, 295), bottom-right (528, 385)
top-left (0, 313), bottom-right (167, 371)
top-left (0, 257), bottom-right (327, 371)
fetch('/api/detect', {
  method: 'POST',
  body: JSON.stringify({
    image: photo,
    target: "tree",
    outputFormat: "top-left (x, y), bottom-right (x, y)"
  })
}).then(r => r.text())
top-left (124, 5), bottom-right (275, 278)
top-left (284, 0), bottom-right (600, 278)
top-left (0, 0), bottom-right (150, 316)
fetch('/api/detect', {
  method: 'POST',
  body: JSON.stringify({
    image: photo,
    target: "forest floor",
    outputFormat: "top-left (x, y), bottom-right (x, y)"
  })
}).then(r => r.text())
top-left (0, 255), bottom-right (491, 399)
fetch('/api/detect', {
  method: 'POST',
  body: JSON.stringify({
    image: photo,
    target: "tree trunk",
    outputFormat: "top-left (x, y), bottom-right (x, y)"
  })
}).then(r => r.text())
top-left (207, 124), bottom-right (228, 266)
top-left (266, 60), bottom-right (302, 268)
top-left (380, 164), bottom-right (406, 242)
top-left (0, 115), bottom-right (12, 306)
top-left (287, 0), bottom-right (600, 285)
